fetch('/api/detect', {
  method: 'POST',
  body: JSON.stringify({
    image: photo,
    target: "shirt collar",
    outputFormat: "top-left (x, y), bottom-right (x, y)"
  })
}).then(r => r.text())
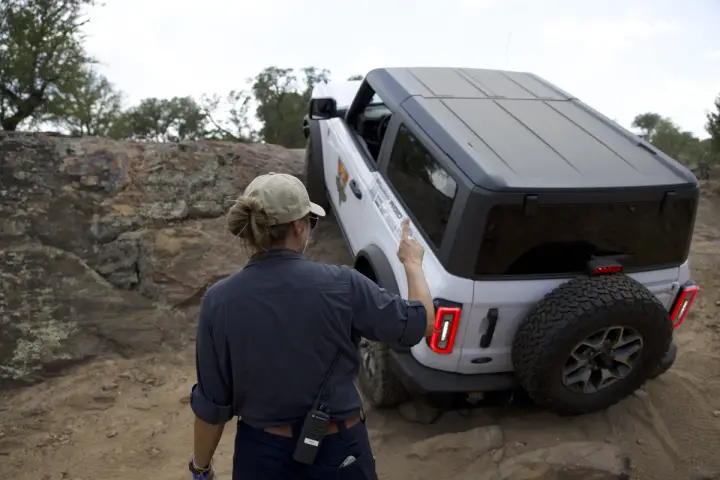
top-left (244, 248), bottom-right (303, 268)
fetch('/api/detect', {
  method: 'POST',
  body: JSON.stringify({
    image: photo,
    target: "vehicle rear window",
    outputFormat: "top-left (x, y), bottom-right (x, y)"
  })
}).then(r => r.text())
top-left (386, 124), bottom-right (457, 249)
top-left (475, 198), bottom-right (696, 276)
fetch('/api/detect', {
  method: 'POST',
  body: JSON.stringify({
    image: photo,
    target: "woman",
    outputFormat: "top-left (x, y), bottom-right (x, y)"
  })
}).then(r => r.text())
top-left (188, 172), bottom-right (434, 479)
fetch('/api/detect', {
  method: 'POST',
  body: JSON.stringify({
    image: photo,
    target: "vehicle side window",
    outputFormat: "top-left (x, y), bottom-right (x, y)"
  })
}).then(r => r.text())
top-left (386, 124), bottom-right (457, 249)
top-left (345, 83), bottom-right (390, 164)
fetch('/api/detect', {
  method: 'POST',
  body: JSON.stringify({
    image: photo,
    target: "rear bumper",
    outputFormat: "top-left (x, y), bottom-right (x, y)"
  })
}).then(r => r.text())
top-left (650, 340), bottom-right (677, 379)
top-left (388, 350), bottom-right (517, 395)
top-left (388, 340), bottom-right (678, 394)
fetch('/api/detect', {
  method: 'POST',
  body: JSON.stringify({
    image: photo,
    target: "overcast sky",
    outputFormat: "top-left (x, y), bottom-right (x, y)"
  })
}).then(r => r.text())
top-left (83, 0), bottom-right (719, 138)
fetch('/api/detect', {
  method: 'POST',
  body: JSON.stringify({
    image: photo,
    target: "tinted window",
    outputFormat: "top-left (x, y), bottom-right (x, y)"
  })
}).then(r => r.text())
top-left (386, 125), bottom-right (457, 249)
top-left (475, 198), bottom-right (696, 276)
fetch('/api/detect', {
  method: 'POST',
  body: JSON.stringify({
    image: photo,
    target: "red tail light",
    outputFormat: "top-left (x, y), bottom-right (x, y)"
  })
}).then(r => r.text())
top-left (670, 283), bottom-right (699, 329)
top-left (429, 307), bottom-right (461, 354)
top-left (592, 265), bottom-right (623, 275)
top-left (587, 258), bottom-right (624, 275)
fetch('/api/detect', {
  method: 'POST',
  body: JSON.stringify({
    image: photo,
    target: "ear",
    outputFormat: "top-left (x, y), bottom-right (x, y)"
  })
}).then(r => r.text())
top-left (292, 219), bottom-right (305, 236)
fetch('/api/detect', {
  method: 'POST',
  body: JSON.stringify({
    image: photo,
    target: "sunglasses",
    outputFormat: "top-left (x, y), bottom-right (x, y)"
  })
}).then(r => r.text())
top-left (309, 214), bottom-right (320, 230)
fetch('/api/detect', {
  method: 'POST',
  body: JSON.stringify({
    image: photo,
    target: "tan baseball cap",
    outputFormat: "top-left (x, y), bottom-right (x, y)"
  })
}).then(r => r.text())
top-left (242, 172), bottom-right (326, 225)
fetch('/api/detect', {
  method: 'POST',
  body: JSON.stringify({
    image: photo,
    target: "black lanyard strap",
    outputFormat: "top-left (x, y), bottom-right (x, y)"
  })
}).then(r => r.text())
top-left (312, 351), bottom-right (341, 413)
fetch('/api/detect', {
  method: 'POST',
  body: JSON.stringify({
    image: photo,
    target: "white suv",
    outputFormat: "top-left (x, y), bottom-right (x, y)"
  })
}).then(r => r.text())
top-left (302, 67), bottom-right (700, 415)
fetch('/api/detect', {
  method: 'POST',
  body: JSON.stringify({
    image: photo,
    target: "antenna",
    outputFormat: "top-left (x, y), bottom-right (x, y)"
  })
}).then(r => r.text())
top-left (503, 31), bottom-right (512, 67)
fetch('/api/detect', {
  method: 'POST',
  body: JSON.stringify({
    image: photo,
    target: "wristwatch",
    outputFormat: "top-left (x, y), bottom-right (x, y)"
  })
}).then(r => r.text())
top-left (188, 458), bottom-right (212, 475)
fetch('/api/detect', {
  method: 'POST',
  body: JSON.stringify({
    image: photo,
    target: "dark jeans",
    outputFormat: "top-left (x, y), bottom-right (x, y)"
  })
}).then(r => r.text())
top-left (233, 419), bottom-right (378, 479)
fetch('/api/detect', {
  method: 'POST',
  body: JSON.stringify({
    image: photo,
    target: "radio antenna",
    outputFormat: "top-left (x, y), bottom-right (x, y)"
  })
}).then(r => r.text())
top-left (503, 31), bottom-right (512, 67)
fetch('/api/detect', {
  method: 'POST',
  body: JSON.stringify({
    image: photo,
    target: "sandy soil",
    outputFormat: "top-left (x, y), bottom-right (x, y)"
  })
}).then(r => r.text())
top-left (1, 192), bottom-right (720, 480)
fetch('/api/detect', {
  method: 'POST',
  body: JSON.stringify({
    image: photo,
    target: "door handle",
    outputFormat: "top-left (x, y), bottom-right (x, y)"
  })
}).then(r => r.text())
top-left (349, 179), bottom-right (362, 199)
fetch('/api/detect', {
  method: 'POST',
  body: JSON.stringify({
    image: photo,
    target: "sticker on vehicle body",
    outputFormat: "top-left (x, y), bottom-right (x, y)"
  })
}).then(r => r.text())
top-left (388, 200), bottom-right (403, 220)
top-left (370, 173), bottom-right (416, 240)
top-left (375, 177), bottom-right (390, 202)
top-left (336, 158), bottom-right (349, 204)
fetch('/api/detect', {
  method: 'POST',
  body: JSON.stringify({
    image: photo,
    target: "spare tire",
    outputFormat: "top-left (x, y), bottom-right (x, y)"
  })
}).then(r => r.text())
top-left (512, 274), bottom-right (672, 415)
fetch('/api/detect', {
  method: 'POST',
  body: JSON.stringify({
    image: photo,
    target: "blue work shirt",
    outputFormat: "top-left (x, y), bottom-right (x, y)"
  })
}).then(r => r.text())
top-left (190, 249), bottom-right (428, 428)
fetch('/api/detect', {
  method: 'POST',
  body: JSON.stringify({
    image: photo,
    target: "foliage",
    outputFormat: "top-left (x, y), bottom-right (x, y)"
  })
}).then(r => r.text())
top-left (250, 66), bottom-right (330, 148)
top-left (200, 90), bottom-right (254, 142)
top-left (120, 96), bottom-right (208, 142)
top-left (706, 95), bottom-right (720, 158)
top-left (632, 113), bottom-right (713, 167)
top-left (49, 67), bottom-right (124, 136)
top-left (300, 67), bottom-right (331, 102)
top-left (631, 113), bottom-right (663, 140)
top-left (0, 0), bottom-right (95, 131)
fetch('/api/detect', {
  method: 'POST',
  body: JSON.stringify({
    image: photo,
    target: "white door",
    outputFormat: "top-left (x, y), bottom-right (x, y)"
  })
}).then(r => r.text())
top-left (322, 119), bottom-right (375, 255)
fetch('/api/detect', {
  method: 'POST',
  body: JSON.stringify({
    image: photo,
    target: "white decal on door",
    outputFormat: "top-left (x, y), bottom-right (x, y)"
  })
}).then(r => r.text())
top-left (370, 173), bottom-right (415, 239)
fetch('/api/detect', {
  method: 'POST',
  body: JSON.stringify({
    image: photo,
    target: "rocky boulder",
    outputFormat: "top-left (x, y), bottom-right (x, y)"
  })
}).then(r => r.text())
top-left (0, 242), bottom-right (187, 389)
top-left (1, 133), bottom-right (306, 299)
top-left (0, 132), bottom-right (312, 386)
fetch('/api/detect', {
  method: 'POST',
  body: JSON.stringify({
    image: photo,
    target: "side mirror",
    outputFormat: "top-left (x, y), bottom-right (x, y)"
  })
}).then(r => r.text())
top-left (309, 97), bottom-right (338, 120)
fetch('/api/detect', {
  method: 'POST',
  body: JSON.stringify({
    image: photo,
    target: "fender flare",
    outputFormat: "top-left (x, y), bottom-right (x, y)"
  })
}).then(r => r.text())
top-left (355, 244), bottom-right (400, 295)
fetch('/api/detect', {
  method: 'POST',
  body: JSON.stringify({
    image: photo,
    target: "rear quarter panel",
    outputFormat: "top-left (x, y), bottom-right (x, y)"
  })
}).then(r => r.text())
top-left (364, 173), bottom-right (474, 373)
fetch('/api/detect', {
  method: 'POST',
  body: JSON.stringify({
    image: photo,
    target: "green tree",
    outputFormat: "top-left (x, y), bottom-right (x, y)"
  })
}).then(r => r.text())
top-left (632, 112), bottom-right (709, 167)
top-left (250, 66), bottom-right (331, 148)
top-left (200, 90), bottom-right (254, 142)
top-left (706, 94), bottom-right (720, 158)
top-left (347, 74), bottom-right (364, 81)
top-left (300, 67), bottom-right (331, 102)
top-left (122, 96), bottom-right (208, 142)
top-left (631, 112), bottom-right (663, 140)
top-left (0, 0), bottom-right (95, 131)
top-left (50, 67), bottom-right (124, 136)
top-left (251, 66), bottom-right (298, 146)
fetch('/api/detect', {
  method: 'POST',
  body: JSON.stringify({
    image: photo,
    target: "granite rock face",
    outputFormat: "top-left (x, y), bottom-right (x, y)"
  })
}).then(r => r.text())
top-left (0, 132), bottom-right (308, 386)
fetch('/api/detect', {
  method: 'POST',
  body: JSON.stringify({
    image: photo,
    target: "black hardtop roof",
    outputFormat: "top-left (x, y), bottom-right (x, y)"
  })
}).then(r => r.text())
top-left (365, 67), bottom-right (698, 191)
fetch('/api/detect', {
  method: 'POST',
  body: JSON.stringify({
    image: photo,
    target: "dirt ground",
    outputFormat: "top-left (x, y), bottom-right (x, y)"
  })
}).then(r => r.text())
top-left (1, 189), bottom-right (720, 480)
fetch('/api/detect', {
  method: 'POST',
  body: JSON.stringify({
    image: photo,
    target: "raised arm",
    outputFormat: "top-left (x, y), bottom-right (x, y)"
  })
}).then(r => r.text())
top-left (349, 219), bottom-right (435, 346)
top-left (397, 219), bottom-right (435, 337)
